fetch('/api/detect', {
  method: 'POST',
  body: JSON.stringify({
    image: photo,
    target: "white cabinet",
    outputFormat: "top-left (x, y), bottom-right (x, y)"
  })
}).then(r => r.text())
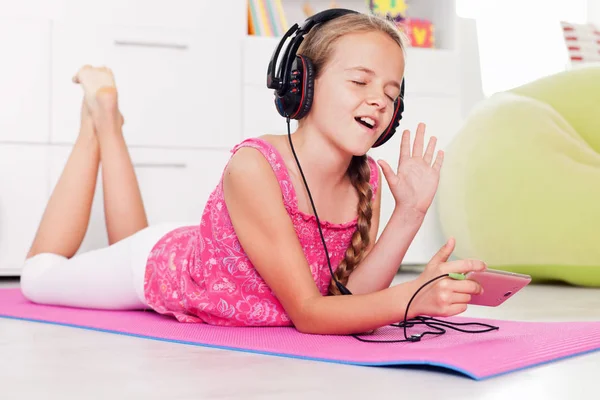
top-left (241, 36), bottom-right (299, 138)
top-left (0, 18), bottom-right (50, 143)
top-left (129, 147), bottom-right (232, 226)
top-left (61, 0), bottom-right (246, 35)
top-left (243, 85), bottom-right (299, 139)
top-left (0, 145), bottom-right (49, 274)
top-left (51, 22), bottom-right (243, 148)
top-left (48, 145), bottom-right (232, 254)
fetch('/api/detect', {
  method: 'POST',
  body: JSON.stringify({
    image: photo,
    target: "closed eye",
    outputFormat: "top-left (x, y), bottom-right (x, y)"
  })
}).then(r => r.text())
top-left (352, 80), bottom-right (395, 102)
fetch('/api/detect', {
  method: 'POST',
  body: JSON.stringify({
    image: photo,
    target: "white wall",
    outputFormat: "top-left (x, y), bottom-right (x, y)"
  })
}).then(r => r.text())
top-left (457, 0), bottom-right (588, 97)
top-left (456, 17), bottom-right (484, 118)
top-left (589, 0), bottom-right (600, 25)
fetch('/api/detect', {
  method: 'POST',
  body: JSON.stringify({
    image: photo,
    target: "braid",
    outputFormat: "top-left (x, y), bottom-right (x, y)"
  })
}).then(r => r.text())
top-left (328, 155), bottom-right (373, 295)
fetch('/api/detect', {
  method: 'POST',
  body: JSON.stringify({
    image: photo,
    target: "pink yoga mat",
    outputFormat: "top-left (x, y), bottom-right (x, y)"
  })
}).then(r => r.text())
top-left (1, 288), bottom-right (599, 380)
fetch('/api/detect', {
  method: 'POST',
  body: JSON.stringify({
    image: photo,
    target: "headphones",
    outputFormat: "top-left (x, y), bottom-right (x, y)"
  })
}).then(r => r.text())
top-left (266, 8), bottom-right (405, 148)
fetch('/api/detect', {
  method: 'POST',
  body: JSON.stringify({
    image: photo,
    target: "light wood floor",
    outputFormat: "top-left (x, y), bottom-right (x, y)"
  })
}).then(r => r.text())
top-left (2, 268), bottom-right (600, 400)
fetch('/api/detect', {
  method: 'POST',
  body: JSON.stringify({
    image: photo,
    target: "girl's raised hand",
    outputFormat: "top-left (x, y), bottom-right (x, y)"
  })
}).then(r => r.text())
top-left (377, 123), bottom-right (443, 215)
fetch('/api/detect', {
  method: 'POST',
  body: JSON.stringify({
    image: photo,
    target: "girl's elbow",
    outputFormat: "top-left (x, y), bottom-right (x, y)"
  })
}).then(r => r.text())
top-left (293, 317), bottom-right (320, 334)
top-left (289, 298), bottom-right (322, 334)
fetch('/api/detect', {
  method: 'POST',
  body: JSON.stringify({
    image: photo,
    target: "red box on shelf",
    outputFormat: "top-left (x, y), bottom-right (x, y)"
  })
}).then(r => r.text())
top-left (399, 18), bottom-right (435, 48)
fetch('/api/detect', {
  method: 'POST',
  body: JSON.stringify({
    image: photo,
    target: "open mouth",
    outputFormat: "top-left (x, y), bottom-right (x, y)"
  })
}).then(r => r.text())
top-left (355, 116), bottom-right (376, 130)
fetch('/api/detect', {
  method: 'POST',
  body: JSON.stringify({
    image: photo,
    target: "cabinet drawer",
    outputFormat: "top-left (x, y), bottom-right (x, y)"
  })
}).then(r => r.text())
top-left (51, 22), bottom-right (242, 149)
top-left (49, 145), bottom-right (232, 253)
top-left (61, 0), bottom-right (246, 35)
top-left (0, 145), bottom-right (50, 272)
top-left (0, 18), bottom-right (50, 144)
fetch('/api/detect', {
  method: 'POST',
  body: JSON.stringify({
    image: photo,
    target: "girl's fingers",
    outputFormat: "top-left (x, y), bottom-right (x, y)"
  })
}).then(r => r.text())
top-left (412, 123), bottom-right (426, 158)
top-left (440, 258), bottom-right (487, 274)
top-left (447, 279), bottom-right (483, 295)
top-left (432, 150), bottom-right (444, 171)
top-left (451, 292), bottom-right (472, 304)
top-left (377, 159), bottom-right (397, 187)
top-left (398, 129), bottom-right (411, 169)
top-left (423, 136), bottom-right (437, 165)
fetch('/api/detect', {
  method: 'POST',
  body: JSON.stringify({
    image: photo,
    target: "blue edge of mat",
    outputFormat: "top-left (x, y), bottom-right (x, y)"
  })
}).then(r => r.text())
top-left (2, 313), bottom-right (600, 381)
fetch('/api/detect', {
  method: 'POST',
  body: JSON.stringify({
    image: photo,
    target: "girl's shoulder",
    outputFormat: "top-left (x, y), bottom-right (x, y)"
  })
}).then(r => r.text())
top-left (225, 135), bottom-right (298, 209)
top-left (229, 134), bottom-right (292, 183)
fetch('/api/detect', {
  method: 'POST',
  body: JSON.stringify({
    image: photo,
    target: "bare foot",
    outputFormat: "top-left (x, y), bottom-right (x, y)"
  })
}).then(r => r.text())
top-left (73, 65), bottom-right (124, 130)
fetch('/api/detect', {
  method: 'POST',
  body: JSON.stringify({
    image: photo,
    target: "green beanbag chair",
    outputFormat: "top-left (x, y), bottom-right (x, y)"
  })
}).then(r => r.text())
top-left (437, 66), bottom-right (600, 287)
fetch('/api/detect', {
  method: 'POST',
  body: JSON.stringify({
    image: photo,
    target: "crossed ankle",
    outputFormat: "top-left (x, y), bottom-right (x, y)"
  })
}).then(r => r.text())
top-left (94, 87), bottom-right (119, 114)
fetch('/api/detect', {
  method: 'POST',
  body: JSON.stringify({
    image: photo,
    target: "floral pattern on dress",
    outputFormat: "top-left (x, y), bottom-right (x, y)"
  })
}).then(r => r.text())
top-left (143, 138), bottom-right (379, 326)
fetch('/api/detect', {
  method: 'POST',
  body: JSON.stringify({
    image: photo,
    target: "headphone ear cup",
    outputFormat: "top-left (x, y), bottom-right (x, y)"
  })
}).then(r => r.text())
top-left (273, 55), bottom-right (314, 119)
top-left (291, 55), bottom-right (314, 120)
top-left (274, 96), bottom-right (286, 117)
top-left (372, 95), bottom-right (404, 148)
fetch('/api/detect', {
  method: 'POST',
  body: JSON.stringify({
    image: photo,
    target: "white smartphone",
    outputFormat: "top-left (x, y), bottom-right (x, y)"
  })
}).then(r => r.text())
top-left (466, 269), bottom-right (532, 307)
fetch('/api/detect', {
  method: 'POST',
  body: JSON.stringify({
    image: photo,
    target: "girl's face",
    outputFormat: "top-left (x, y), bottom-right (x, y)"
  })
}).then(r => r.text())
top-left (307, 30), bottom-right (405, 155)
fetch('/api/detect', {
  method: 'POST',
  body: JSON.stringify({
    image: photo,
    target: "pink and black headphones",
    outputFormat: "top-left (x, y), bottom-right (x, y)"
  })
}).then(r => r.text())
top-left (266, 8), bottom-right (405, 148)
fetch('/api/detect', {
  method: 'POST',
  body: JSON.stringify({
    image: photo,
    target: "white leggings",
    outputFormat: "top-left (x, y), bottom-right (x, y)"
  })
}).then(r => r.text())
top-left (20, 223), bottom-right (183, 310)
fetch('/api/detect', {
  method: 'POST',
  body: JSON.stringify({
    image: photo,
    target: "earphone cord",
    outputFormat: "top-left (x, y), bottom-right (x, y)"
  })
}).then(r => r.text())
top-left (352, 274), bottom-right (500, 343)
top-left (286, 117), bottom-right (348, 295)
top-left (285, 117), bottom-right (499, 342)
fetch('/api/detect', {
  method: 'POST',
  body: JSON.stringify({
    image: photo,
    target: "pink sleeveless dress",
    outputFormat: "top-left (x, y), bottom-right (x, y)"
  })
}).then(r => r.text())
top-left (143, 137), bottom-right (380, 326)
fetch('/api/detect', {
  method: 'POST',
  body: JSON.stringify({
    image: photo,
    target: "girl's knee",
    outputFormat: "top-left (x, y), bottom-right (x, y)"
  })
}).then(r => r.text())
top-left (20, 253), bottom-right (67, 303)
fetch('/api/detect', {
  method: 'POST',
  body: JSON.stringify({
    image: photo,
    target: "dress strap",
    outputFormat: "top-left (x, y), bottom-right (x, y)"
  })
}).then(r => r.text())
top-left (230, 137), bottom-right (298, 209)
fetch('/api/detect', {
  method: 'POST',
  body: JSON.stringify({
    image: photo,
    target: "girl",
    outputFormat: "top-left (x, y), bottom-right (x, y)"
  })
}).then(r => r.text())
top-left (20, 11), bottom-right (485, 335)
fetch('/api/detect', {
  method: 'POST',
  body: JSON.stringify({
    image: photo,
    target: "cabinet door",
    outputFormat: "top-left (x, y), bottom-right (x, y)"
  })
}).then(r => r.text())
top-left (51, 22), bottom-right (242, 149)
top-left (49, 145), bottom-right (232, 253)
top-left (368, 95), bottom-right (463, 265)
top-left (0, 18), bottom-right (50, 144)
top-left (241, 36), bottom-right (299, 138)
top-left (0, 145), bottom-right (49, 275)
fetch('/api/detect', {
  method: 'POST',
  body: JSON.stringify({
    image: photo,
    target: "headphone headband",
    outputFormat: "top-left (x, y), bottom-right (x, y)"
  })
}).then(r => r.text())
top-left (267, 9), bottom-right (358, 95)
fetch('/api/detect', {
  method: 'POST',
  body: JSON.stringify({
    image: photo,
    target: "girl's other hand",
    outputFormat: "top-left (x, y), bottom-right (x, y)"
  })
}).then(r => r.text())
top-left (409, 237), bottom-right (486, 318)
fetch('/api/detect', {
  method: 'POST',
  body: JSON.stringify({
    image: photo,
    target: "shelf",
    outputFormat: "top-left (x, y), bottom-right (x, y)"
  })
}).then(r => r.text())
top-left (248, 0), bottom-right (457, 50)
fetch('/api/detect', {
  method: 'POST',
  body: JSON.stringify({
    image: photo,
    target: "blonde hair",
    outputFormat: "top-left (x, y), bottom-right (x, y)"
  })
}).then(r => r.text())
top-left (296, 12), bottom-right (406, 295)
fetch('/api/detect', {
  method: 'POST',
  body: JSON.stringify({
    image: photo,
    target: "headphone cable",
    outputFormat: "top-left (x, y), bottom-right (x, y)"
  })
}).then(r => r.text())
top-left (352, 274), bottom-right (499, 343)
top-left (286, 117), bottom-right (351, 295)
